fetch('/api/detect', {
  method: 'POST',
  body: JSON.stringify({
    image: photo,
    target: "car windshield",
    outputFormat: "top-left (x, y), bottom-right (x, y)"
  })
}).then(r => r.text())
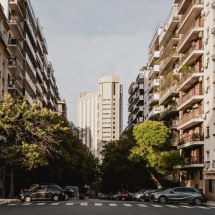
top-left (163, 188), bottom-right (173, 193)
top-left (28, 184), bottom-right (39, 192)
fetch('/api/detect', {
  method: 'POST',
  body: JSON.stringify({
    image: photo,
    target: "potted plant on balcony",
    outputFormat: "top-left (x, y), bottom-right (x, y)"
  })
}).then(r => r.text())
top-left (191, 133), bottom-right (201, 141)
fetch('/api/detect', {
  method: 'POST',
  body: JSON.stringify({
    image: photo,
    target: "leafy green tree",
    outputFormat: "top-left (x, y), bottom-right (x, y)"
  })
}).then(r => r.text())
top-left (0, 95), bottom-right (70, 197)
top-left (129, 120), bottom-right (183, 188)
top-left (100, 129), bottom-right (155, 193)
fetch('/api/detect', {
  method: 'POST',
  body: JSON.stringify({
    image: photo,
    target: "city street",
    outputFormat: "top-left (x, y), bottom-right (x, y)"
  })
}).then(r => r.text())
top-left (0, 199), bottom-right (215, 215)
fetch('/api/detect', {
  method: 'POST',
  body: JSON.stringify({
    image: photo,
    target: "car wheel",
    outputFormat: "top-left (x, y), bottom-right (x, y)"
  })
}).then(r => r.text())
top-left (193, 198), bottom-right (202, 206)
top-left (140, 196), bottom-right (145, 202)
top-left (53, 195), bottom-right (60, 201)
top-left (24, 196), bottom-right (31, 202)
top-left (64, 194), bottom-right (69, 201)
top-left (158, 196), bottom-right (167, 204)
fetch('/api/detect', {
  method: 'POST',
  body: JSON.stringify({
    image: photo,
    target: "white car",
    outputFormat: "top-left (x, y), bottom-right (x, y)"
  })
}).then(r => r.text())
top-left (134, 189), bottom-right (147, 201)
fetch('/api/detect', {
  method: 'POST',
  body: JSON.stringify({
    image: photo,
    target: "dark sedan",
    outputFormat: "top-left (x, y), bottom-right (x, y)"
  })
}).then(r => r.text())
top-left (152, 187), bottom-right (207, 206)
top-left (19, 184), bottom-right (67, 202)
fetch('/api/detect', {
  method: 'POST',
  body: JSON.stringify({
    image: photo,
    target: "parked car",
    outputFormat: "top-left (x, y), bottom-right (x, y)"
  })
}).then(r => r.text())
top-left (133, 189), bottom-right (147, 201)
top-left (115, 193), bottom-right (132, 201)
top-left (19, 183), bottom-right (67, 202)
top-left (142, 188), bottom-right (167, 202)
top-left (62, 186), bottom-right (74, 199)
top-left (151, 187), bottom-right (207, 206)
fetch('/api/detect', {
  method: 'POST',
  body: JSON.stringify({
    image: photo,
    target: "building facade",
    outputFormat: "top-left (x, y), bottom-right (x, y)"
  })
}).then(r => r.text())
top-left (78, 76), bottom-right (123, 159)
top-left (128, 72), bottom-right (144, 128)
top-left (139, 0), bottom-right (215, 200)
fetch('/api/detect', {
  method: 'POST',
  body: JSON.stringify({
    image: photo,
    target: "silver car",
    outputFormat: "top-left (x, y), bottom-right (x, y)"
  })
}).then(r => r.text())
top-left (152, 187), bottom-right (207, 206)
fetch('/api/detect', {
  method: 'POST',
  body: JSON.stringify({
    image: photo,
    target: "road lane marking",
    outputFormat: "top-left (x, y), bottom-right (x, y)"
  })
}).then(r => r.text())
top-left (95, 203), bottom-right (102, 206)
top-left (180, 205), bottom-right (194, 208)
top-left (166, 205), bottom-right (178, 208)
top-left (7, 204), bottom-right (17, 206)
top-left (65, 203), bottom-right (74, 206)
top-left (36, 203), bottom-right (46, 205)
top-left (152, 204), bottom-right (163, 207)
top-left (196, 206), bottom-right (210, 209)
top-left (22, 203), bottom-right (32, 206)
top-left (109, 203), bottom-right (117, 206)
top-left (51, 203), bottom-right (60, 205)
top-left (137, 204), bottom-right (147, 207)
top-left (80, 202), bottom-right (88, 206)
top-left (123, 204), bottom-right (132, 207)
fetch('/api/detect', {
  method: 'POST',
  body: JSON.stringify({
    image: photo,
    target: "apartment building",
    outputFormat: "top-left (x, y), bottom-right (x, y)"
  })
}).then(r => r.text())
top-left (128, 72), bottom-right (144, 128)
top-left (141, 0), bottom-right (215, 200)
top-left (78, 76), bottom-right (123, 159)
top-left (0, 0), bottom-right (61, 111)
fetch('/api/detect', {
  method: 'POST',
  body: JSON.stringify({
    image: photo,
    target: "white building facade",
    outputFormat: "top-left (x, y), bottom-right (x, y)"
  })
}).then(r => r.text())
top-left (78, 76), bottom-right (123, 159)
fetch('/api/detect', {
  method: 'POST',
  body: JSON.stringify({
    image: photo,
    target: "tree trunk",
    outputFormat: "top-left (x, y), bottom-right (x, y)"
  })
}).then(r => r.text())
top-left (9, 169), bottom-right (14, 198)
top-left (146, 168), bottom-right (162, 188)
top-left (2, 166), bottom-right (6, 197)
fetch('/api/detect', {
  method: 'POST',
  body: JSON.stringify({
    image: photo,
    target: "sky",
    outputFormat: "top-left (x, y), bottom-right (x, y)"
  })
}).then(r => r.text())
top-left (31, 0), bottom-right (172, 129)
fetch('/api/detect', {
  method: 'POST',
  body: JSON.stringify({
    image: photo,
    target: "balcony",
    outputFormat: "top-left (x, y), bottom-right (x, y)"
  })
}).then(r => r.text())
top-left (177, 133), bottom-right (204, 149)
top-left (178, 19), bottom-right (204, 53)
top-left (148, 106), bottom-right (162, 120)
top-left (36, 67), bottom-right (43, 82)
top-left (148, 79), bottom-right (160, 93)
top-left (179, 69), bottom-right (203, 91)
top-left (42, 81), bottom-right (48, 93)
top-left (137, 117), bottom-right (144, 123)
top-left (178, 87), bottom-right (203, 110)
top-left (25, 90), bottom-right (34, 105)
top-left (43, 94), bottom-right (48, 105)
top-left (8, 18), bottom-right (24, 38)
top-left (7, 80), bottom-right (23, 96)
top-left (25, 54), bottom-right (37, 79)
top-left (159, 85), bottom-right (179, 105)
top-left (148, 51), bottom-right (160, 67)
top-left (149, 65), bottom-right (160, 80)
top-left (160, 71), bottom-right (179, 88)
top-left (159, 5), bottom-right (180, 46)
top-left (36, 82), bottom-right (43, 96)
top-left (159, 105), bottom-right (178, 120)
top-left (148, 93), bottom-right (160, 106)
top-left (26, 34), bottom-right (37, 62)
top-left (26, 16), bottom-right (37, 45)
top-left (159, 50), bottom-right (180, 75)
top-left (178, 0), bottom-right (203, 33)
top-left (8, 37), bottom-right (24, 58)
top-left (178, 108), bottom-right (204, 130)
top-left (160, 34), bottom-right (180, 61)
top-left (177, 41), bottom-right (203, 71)
top-left (7, 58), bottom-right (24, 79)
top-left (177, 156), bottom-right (204, 169)
top-left (25, 72), bottom-right (37, 95)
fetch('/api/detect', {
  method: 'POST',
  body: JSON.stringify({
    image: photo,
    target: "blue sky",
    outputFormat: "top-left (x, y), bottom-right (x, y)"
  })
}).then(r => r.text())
top-left (32, 0), bottom-right (172, 128)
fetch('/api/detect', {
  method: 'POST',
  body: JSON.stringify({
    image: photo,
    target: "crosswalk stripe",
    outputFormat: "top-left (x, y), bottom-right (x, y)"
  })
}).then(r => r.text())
top-left (137, 204), bottom-right (147, 207)
top-left (22, 203), bottom-right (32, 206)
top-left (196, 206), bottom-right (210, 209)
top-left (209, 207), bottom-right (215, 209)
top-left (80, 202), bottom-right (88, 206)
top-left (109, 203), bottom-right (117, 206)
top-left (51, 203), bottom-right (60, 205)
top-left (65, 203), bottom-right (74, 206)
top-left (95, 203), bottom-right (102, 206)
top-left (36, 203), bottom-right (46, 205)
top-left (123, 204), bottom-right (132, 207)
top-left (180, 205), bottom-right (194, 208)
top-left (166, 205), bottom-right (178, 208)
top-left (152, 204), bottom-right (163, 207)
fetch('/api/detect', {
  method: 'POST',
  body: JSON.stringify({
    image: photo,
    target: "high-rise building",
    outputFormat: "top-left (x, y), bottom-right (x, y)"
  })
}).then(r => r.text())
top-left (78, 76), bottom-right (123, 159)
top-left (139, 0), bottom-right (215, 200)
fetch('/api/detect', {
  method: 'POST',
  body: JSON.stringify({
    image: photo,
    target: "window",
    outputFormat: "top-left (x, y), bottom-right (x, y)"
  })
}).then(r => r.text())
top-left (206, 126), bottom-right (210, 138)
top-left (184, 188), bottom-right (195, 193)
top-left (200, 171), bottom-right (203, 180)
top-left (209, 180), bottom-right (214, 193)
top-left (173, 188), bottom-right (184, 193)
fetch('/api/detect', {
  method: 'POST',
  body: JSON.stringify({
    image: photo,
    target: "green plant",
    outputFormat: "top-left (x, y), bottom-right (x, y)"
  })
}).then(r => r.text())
top-left (182, 65), bottom-right (189, 73)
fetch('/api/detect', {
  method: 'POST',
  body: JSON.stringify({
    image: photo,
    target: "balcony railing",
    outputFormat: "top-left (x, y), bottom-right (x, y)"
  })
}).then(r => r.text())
top-left (8, 58), bottom-right (24, 75)
top-left (184, 156), bottom-right (203, 165)
top-left (8, 37), bottom-right (23, 55)
top-left (178, 133), bottom-right (204, 146)
top-left (178, 18), bottom-right (204, 50)
top-left (178, 0), bottom-right (203, 30)
top-left (178, 86), bottom-right (203, 106)
top-left (178, 107), bottom-right (203, 125)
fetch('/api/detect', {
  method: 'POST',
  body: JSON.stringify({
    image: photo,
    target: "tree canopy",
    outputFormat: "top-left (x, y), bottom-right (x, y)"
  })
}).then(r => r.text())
top-left (130, 120), bottom-right (183, 177)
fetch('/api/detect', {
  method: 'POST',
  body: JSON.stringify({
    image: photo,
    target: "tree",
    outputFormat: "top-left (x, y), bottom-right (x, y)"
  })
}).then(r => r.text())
top-left (100, 129), bottom-right (155, 193)
top-left (0, 95), bottom-right (70, 197)
top-left (129, 120), bottom-right (183, 188)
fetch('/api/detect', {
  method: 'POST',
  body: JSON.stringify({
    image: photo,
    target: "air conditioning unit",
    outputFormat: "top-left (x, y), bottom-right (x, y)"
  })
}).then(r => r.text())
top-left (211, 28), bottom-right (215, 34)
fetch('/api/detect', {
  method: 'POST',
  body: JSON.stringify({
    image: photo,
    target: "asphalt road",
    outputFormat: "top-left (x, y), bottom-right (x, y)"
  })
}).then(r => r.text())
top-left (0, 199), bottom-right (215, 215)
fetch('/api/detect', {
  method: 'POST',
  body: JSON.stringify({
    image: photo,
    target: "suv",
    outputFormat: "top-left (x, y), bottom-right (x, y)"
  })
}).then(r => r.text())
top-left (19, 184), bottom-right (67, 202)
top-left (152, 187), bottom-right (207, 206)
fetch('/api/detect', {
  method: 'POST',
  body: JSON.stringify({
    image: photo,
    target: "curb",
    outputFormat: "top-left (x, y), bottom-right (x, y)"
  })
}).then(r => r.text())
top-left (0, 199), bottom-right (20, 205)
